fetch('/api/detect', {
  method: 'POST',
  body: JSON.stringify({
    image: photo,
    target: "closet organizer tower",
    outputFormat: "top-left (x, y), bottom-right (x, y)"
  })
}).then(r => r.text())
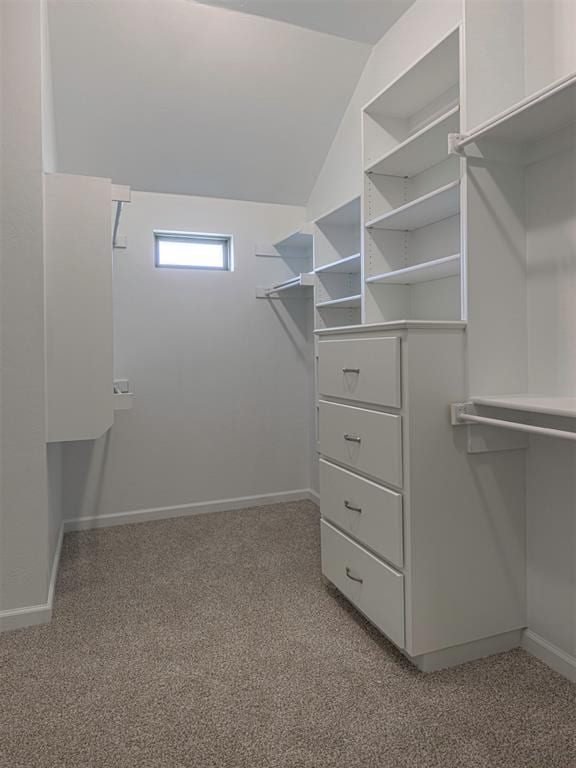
top-left (316, 28), bottom-right (527, 670)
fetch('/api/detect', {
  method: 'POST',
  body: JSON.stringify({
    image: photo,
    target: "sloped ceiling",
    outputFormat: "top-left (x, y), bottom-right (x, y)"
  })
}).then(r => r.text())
top-left (48, 0), bottom-right (408, 204)
top-left (197, 0), bottom-right (416, 44)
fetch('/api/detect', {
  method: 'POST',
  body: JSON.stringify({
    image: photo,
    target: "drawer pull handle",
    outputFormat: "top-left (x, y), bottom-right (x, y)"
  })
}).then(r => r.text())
top-left (342, 367), bottom-right (360, 374)
top-left (345, 567), bottom-right (363, 584)
top-left (344, 500), bottom-right (362, 513)
top-left (344, 434), bottom-right (362, 443)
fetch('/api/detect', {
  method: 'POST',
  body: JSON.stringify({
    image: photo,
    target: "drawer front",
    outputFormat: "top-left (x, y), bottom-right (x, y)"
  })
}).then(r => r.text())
top-left (320, 459), bottom-right (403, 568)
top-left (321, 520), bottom-right (405, 649)
top-left (318, 336), bottom-right (401, 407)
top-left (319, 400), bottom-right (403, 488)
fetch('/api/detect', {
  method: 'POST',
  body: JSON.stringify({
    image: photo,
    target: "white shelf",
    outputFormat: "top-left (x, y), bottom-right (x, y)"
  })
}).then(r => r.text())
top-left (257, 272), bottom-right (315, 298)
top-left (316, 294), bottom-right (361, 310)
top-left (314, 254), bottom-right (361, 275)
top-left (366, 107), bottom-right (460, 177)
top-left (366, 180), bottom-right (460, 231)
top-left (366, 254), bottom-right (460, 286)
top-left (255, 227), bottom-right (313, 259)
top-left (471, 395), bottom-right (576, 419)
top-left (315, 197), bottom-right (361, 229)
top-left (457, 72), bottom-right (576, 149)
top-left (364, 28), bottom-right (459, 120)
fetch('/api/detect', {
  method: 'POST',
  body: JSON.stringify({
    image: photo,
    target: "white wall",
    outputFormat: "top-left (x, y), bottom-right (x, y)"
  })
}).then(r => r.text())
top-left (0, 0), bottom-right (50, 618)
top-left (306, 0), bottom-right (462, 221)
top-left (62, 191), bottom-right (316, 525)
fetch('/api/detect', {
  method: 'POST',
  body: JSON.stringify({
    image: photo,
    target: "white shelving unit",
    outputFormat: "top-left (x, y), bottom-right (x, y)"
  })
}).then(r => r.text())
top-left (257, 272), bottom-right (315, 299)
top-left (455, 72), bottom-right (576, 151)
top-left (366, 254), bottom-right (460, 285)
top-left (256, 227), bottom-right (314, 300)
top-left (316, 294), bottom-right (361, 309)
top-left (470, 395), bottom-right (576, 419)
top-left (366, 106), bottom-right (460, 177)
top-left (313, 197), bottom-right (362, 329)
top-left (314, 253), bottom-right (361, 275)
top-left (365, 180), bottom-right (460, 231)
top-left (363, 27), bottom-right (462, 324)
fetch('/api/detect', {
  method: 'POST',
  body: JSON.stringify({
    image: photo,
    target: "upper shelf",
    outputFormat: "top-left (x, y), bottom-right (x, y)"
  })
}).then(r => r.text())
top-left (314, 253), bottom-right (361, 275)
top-left (366, 180), bottom-right (460, 231)
top-left (315, 197), bottom-right (361, 230)
top-left (366, 106), bottom-right (459, 177)
top-left (456, 72), bottom-right (576, 150)
top-left (471, 395), bottom-right (576, 419)
top-left (255, 226), bottom-right (313, 259)
top-left (364, 28), bottom-right (459, 120)
top-left (257, 273), bottom-right (315, 299)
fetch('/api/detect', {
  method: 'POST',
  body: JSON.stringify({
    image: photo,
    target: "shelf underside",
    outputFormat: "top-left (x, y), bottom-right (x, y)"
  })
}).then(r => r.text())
top-left (314, 254), bottom-right (361, 274)
top-left (459, 73), bottom-right (576, 148)
top-left (366, 181), bottom-right (460, 231)
top-left (366, 107), bottom-right (459, 177)
top-left (315, 197), bottom-right (361, 230)
top-left (367, 254), bottom-right (460, 285)
top-left (316, 294), bottom-right (361, 309)
top-left (471, 395), bottom-right (576, 419)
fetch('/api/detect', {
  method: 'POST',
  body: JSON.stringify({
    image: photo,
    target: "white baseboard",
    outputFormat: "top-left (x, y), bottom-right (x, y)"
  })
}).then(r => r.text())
top-left (308, 488), bottom-right (320, 505)
top-left (0, 522), bottom-right (64, 632)
top-left (410, 629), bottom-right (523, 672)
top-left (522, 629), bottom-right (576, 683)
top-left (64, 488), bottom-right (319, 532)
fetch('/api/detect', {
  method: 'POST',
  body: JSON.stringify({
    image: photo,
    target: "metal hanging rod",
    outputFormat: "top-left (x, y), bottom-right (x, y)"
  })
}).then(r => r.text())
top-left (451, 404), bottom-right (576, 442)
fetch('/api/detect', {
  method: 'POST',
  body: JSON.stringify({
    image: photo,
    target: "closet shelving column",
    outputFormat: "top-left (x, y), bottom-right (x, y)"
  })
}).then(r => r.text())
top-left (312, 197), bottom-right (362, 329)
top-left (255, 226), bottom-right (315, 299)
top-left (362, 27), bottom-right (463, 324)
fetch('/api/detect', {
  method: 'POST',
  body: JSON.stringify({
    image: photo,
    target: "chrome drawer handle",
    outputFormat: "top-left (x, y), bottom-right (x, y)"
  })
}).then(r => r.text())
top-left (344, 500), bottom-right (362, 513)
top-left (342, 367), bottom-right (360, 374)
top-left (345, 567), bottom-right (363, 584)
top-left (344, 434), bottom-right (361, 443)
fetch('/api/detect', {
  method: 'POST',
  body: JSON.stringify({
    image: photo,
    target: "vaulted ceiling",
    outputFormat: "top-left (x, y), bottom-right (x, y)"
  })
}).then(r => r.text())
top-left (196, 0), bottom-right (415, 44)
top-left (48, 0), bottom-right (413, 204)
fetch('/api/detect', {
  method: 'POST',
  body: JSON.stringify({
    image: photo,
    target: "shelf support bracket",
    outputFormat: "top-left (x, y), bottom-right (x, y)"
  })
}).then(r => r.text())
top-left (448, 133), bottom-right (465, 156)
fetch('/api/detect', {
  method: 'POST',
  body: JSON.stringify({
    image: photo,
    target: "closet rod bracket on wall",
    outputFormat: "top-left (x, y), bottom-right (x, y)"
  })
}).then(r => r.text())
top-left (450, 403), bottom-right (576, 442)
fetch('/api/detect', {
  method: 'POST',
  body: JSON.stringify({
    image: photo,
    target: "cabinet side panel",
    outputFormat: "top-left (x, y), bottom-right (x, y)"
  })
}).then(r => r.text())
top-left (45, 173), bottom-right (113, 442)
top-left (405, 330), bottom-right (526, 656)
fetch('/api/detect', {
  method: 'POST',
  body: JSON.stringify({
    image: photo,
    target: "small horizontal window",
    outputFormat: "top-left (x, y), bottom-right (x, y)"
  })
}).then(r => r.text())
top-left (154, 232), bottom-right (232, 270)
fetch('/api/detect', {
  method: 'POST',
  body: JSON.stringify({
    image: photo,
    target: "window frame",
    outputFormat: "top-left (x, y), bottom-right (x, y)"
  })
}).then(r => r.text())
top-left (153, 231), bottom-right (232, 271)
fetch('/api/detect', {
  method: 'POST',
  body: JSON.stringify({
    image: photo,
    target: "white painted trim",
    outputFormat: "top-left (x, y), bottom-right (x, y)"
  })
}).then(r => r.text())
top-left (64, 489), bottom-right (320, 532)
top-left (522, 629), bottom-right (576, 683)
top-left (308, 488), bottom-right (320, 505)
top-left (410, 629), bottom-right (523, 672)
top-left (0, 523), bottom-right (64, 632)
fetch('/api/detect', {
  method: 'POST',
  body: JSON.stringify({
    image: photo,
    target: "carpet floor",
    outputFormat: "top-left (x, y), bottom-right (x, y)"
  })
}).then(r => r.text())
top-left (0, 501), bottom-right (574, 767)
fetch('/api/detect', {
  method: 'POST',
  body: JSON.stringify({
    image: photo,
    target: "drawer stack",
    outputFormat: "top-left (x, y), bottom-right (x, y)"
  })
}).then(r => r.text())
top-left (317, 333), bottom-right (406, 650)
top-left (316, 322), bottom-right (527, 672)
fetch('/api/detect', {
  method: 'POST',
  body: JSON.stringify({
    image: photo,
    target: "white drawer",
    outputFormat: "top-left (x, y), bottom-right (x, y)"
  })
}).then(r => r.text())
top-left (321, 519), bottom-right (405, 649)
top-left (320, 459), bottom-right (403, 568)
top-left (318, 336), bottom-right (401, 407)
top-left (319, 400), bottom-right (403, 488)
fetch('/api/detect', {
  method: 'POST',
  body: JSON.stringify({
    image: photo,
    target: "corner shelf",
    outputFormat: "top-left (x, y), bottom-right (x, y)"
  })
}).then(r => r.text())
top-left (316, 294), bottom-right (361, 310)
top-left (255, 226), bottom-right (313, 260)
top-left (367, 254), bottom-right (460, 285)
top-left (314, 254), bottom-right (361, 274)
top-left (366, 106), bottom-right (460, 177)
top-left (257, 273), bottom-right (315, 299)
top-left (366, 180), bottom-right (460, 231)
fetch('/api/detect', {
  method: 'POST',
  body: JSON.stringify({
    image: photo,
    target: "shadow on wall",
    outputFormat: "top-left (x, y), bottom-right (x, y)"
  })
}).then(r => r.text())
top-left (62, 430), bottom-right (112, 525)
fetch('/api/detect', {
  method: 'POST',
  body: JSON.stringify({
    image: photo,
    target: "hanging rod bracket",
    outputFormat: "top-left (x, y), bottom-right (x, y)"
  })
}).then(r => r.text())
top-left (448, 133), bottom-right (465, 156)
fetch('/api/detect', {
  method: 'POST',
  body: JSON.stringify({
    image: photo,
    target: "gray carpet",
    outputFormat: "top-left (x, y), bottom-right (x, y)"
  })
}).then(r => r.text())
top-left (0, 501), bottom-right (574, 768)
